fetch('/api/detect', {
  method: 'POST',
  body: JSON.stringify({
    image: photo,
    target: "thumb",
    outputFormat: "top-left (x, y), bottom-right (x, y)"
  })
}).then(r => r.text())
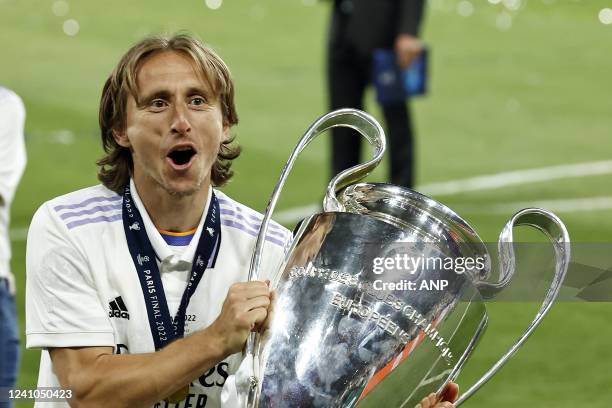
top-left (440, 382), bottom-right (459, 403)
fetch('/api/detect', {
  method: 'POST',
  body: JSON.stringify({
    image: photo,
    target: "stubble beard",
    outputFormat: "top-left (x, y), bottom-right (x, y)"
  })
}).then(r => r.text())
top-left (159, 172), bottom-right (206, 198)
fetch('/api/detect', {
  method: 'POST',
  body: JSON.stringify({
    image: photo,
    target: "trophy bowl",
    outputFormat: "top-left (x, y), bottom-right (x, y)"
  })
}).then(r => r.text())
top-left (244, 109), bottom-right (570, 408)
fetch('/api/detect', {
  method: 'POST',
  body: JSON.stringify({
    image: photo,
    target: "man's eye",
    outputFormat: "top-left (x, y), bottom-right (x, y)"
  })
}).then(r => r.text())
top-left (151, 99), bottom-right (167, 109)
top-left (190, 97), bottom-right (206, 106)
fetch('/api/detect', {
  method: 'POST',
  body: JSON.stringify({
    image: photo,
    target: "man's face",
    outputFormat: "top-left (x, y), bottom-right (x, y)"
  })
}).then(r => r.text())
top-left (114, 50), bottom-right (229, 197)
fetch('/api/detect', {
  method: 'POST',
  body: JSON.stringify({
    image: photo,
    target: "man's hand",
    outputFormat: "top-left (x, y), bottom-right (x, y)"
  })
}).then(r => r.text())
top-left (208, 280), bottom-right (272, 356)
top-left (416, 382), bottom-right (459, 408)
top-left (48, 281), bottom-right (275, 407)
top-left (394, 34), bottom-right (423, 69)
top-left (261, 285), bottom-right (277, 332)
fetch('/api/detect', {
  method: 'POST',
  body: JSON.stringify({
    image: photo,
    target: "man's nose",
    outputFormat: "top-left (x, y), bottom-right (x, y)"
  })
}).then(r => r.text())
top-left (171, 104), bottom-right (192, 135)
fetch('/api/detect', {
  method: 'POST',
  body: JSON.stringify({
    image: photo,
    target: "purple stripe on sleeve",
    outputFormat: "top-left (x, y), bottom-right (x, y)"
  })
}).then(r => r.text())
top-left (54, 195), bottom-right (122, 211)
top-left (221, 220), bottom-right (286, 247)
top-left (220, 210), bottom-right (287, 240)
top-left (218, 204), bottom-right (285, 232)
top-left (59, 203), bottom-right (123, 220)
top-left (66, 213), bottom-right (123, 229)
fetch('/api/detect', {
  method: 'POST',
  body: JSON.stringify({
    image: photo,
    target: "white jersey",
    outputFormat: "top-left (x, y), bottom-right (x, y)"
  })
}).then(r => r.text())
top-left (0, 87), bottom-right (27, 285)
top-left (26, 181), bottom-right (291, 408)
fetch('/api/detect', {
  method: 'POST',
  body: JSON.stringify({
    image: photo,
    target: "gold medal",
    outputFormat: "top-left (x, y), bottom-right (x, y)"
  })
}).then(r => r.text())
top-left (166, 385), bottom-right (189, 403)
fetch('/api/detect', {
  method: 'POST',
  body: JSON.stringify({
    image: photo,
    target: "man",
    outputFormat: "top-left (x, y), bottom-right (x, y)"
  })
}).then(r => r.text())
top-left (26, 34), bottom-right (456, 408)
top-left (328, 0), bottom-right (425, 188)
top-left (26, 34), bottom-right (291, 408)
top-left (0, 86), bottom-right (27, 408)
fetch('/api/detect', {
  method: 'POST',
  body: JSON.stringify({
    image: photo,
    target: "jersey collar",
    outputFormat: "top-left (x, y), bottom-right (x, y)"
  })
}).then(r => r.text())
top-left (129, 179), bottom-right (212, 264)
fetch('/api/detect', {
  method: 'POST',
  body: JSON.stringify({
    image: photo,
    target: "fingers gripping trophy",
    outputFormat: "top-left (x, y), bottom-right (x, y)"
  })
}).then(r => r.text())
top-left (243, 109), bottom-right (570, 407)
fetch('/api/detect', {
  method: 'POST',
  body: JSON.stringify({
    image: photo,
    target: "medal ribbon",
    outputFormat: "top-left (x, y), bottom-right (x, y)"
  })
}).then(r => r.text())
top-left (122, 184), bottom-right (221, 350)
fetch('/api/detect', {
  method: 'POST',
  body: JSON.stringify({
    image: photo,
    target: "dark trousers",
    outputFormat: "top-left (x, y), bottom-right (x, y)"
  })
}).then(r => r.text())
top-left (327, 31), bottom-right (415, 188)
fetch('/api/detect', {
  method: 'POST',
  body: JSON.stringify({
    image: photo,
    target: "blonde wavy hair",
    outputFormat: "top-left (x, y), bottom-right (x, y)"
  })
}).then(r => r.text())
top-left (97, 33), bottom-right (240, 193)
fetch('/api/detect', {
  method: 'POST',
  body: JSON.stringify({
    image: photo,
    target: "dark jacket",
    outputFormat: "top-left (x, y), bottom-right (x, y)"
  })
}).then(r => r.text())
top-left (331, 0), bottom-right (425, 55)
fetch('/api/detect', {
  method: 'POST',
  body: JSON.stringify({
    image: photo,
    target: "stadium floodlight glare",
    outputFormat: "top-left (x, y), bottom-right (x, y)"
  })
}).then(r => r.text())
top-left (205, 0), bottom-right (222, 11)
top-left (599, 8), bottom-right (612, 25)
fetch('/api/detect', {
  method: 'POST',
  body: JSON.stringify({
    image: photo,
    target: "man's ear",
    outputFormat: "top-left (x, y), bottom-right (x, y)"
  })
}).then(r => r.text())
top-left (112, 128), bottom-right (131, 148)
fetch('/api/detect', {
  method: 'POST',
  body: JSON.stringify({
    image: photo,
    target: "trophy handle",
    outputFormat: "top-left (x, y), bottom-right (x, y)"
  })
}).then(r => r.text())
top-left (455, 208), bottom-right (570, 406)
top-left (244, 108), bottom-right (386, 408)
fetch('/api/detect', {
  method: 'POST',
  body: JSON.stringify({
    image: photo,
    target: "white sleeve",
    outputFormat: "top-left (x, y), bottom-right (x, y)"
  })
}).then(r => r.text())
top-left (0, 89), bottom-right (27, 206)
top-left (25, 203), bottom-right (115, 348)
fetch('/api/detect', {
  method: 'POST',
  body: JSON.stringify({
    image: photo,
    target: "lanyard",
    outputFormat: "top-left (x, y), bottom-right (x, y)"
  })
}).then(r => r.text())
top-left (122, 184), bottom-right (221, 350)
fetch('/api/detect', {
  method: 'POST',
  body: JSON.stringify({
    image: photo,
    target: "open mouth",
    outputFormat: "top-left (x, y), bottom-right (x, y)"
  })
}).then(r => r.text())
top-left (166, 146), bottom-right (197, 169)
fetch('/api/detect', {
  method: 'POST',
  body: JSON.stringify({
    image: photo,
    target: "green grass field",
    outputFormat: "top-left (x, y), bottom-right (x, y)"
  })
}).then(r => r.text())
top-left (2, 0), bottom-right (612, 406)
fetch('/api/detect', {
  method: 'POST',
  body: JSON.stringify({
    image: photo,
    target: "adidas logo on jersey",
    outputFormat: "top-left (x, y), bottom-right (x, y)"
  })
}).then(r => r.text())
top-left (108, 296), bottom-right (130, 320)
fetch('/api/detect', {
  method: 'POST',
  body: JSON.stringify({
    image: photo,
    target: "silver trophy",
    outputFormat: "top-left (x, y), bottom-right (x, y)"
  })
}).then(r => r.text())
top-left (244, 109), bottom-right (570, 407)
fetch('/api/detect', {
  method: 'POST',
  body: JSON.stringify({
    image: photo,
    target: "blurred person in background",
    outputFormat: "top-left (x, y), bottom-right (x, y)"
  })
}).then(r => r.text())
top-left (0, 86), bottom-right (27, 407)
top-left (327, 0), bottom-right (425, 188)
top-left (326, 3), bottom-right (460, 406)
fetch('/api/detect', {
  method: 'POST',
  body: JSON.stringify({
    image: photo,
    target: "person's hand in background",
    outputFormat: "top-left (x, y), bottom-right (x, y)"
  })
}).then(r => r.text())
top-left (395, 33), bottom-right (423, 69)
